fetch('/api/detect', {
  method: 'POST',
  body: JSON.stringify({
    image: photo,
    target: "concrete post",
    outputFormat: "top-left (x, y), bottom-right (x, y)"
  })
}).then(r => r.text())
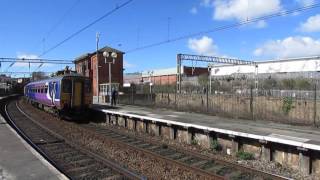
top-left (169, 126), bottom-right (175, 140)
top-left (105, 114), bottom-right (109, 124)
top-left (187, 129), bottom-right (193, 144)
top-left (141, 121), bottom-right (147, 133)
top-left (230, 136), bottom-right (239, 157)
top-left (261, 144), bottom-right (271, 161)
top-left (206, 133), bottom-right (211, 149)
top-left (299, 149), bottom-right (310, 175)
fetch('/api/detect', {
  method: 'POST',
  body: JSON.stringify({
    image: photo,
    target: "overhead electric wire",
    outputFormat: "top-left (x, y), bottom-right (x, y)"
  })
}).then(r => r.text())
top-left (32, 0), bottom-right (81, 53)
top-left (39, 0), bottom-right (134, 57)
top-left (0, 57), bottom-right (73, 63)
top-left (1, 57), bottom-right (73, 72)
top-left (45, 0), bottom-right (81, 40)
top-left (125, 2), bottom-right (320, 54)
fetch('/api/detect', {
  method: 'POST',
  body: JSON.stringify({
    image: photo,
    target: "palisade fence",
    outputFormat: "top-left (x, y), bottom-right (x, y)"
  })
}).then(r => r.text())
top-left (119, 73), bottom-right (320, 126)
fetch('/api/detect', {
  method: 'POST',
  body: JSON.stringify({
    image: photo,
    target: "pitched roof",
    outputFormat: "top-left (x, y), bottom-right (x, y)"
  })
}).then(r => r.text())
top-left (74, 46), bottom-right (124, 63)
top-left (98, 46), bottom-right (125, 54)
top-left (74, 53), bottom-right (93, 62)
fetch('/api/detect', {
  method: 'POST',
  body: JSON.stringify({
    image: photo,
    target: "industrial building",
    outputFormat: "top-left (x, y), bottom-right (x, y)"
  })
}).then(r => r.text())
top-left (124, 66), bottom-right (208, 85)
top-left (210, 56), bottom-right (320, 77)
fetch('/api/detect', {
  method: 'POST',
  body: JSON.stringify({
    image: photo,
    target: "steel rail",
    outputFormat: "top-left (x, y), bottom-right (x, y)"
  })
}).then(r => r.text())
top-left (86, 123), bottom-right (291, 180)
top-left (81, 124), bottom-right (225, 179)
top-left (15, 101), bottom-right (145, 180)
top-left (3, 98), bottom-right (145, 180)
top-left (3, 102), bottom-right (72, 179)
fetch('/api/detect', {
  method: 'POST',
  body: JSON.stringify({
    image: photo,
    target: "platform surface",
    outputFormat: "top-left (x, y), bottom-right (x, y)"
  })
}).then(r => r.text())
top-left (93, 103), bottom-right (320, 150)
top-left (0, 115), bottom-right (65, 180)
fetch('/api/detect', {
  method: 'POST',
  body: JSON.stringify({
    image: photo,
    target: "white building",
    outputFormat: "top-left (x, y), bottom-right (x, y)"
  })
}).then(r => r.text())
top-left (211, 56), bottom-right (320, 76)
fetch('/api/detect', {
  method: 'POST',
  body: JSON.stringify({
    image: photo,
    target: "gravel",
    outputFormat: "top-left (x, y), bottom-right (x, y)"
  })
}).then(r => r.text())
top-left (20, 99), bottom-right (212, 179)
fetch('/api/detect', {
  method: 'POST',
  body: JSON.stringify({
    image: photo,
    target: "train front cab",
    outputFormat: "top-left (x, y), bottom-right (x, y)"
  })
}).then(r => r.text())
top-left (60, 76), bottom-right (91, 113)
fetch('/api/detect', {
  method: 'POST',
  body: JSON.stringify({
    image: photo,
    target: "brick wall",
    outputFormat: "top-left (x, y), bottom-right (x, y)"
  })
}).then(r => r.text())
top-left (91, 53), bottom-right (124, 96)
top-left (142, 75), bottom-right (177, 85)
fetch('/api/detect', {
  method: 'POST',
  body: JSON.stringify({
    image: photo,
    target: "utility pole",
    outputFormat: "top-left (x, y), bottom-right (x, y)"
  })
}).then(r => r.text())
top-left (96, 32), bottom-right (100, 103)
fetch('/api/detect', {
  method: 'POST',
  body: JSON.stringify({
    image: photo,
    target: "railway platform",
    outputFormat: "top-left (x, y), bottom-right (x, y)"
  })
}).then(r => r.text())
top-left (0, 108), bottom-right (66, 180)
top-left (92, 103), bottom-right (320, 175)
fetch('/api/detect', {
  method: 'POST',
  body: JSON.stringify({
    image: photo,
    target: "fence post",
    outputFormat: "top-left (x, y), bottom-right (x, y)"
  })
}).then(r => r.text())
top-left (206, 84), bottom-right (209, 112)
top-left (314, 83), bottom-right (317, 127)
top-left (131, 85), bottom-right (133, 104)
top-left (250, 85), bottom-right (254, 120)
top-left (175, 84), bottom-right (177, 109)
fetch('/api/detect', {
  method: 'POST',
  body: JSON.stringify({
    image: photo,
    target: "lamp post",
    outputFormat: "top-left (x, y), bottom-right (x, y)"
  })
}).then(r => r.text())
top-left (103, 51), bottom-right (117, 105)
top-left (96, 32), bottom-right (100, 103)
top-left (208, 66), bottom-right (212, 94)
top-left (148, 70), bottom-right (154, 94)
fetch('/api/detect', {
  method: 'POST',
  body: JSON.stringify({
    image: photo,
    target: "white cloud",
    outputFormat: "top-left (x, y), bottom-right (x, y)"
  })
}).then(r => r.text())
top-left (14, 52), bottom-right (51, 69)
top-left (254, 36), bottom-right (320, 58)
top-left (296, 0), bottom-right (315, 6)
top-left (188, 36), bottom-right (218, 56)
top-left (299, 14), bottom-right (320, 32)
top-left (255, 20), bottom-right (267, 28)
top-left (124, 60), bottom-right (136, 69)
top-left (14, 53), bottom-right (39, 67)
top-left (200, 0), bottom-right (213, 7)
top-left (213, 0), bottom-right (282, 22)
top-left (17, 52), bottom-right (39, 59)
top-left (190, 7), bottom-right (198, 15)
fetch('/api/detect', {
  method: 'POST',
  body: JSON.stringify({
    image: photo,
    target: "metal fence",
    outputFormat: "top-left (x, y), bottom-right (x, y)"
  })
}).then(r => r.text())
top-left (119, 73), bottom-right (320, 126)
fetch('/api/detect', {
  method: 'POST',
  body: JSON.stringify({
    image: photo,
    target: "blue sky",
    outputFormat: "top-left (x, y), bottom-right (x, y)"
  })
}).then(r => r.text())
top-left (1, 0), bottom-right (320, 76)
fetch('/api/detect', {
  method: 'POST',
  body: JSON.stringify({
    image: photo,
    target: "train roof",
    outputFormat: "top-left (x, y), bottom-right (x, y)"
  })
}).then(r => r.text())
top-left (26, 74), bottom-right (88, 86)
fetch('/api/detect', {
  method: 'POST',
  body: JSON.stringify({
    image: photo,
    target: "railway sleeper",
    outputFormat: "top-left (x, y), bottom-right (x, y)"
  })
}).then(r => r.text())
top-left (75, 169), bottom-right (117, 180)
top-left (136, 143), bottom-right (154, 149)
top-left (66, 163), bottom-right (99, 172)
top-left (41, 144), bottom-right (72, 152)
top-left (50, 150), bottom-right (79, 158)
top-left (46, 147), bottom-right (75, 154)
top-left (191, 160), bottom-right (209, 167)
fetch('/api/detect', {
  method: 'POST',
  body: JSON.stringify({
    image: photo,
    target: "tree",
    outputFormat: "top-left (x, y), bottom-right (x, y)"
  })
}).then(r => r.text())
top-left (197, 74), bottom-right (208, 87)
top-left (262, 78), bottom-right (277, 90)
top-left (281, 79), bottom-right (296, 90)
top-left (296, 78), bottom-right (311, 90)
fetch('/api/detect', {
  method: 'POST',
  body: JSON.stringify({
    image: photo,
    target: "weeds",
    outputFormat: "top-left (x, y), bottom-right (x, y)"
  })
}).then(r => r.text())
top-left (210, 139), bottom-right (222, 151)
top-left (236, 151), bottom-right (254, 160)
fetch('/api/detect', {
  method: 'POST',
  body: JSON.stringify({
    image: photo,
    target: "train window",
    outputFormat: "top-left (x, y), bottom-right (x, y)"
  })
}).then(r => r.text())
top-left (45, 86), bottom-right (48, 93)
top-left (62, 79), bottom-right (72, 93)
top-left (84, 80), bottom-right (91, 93)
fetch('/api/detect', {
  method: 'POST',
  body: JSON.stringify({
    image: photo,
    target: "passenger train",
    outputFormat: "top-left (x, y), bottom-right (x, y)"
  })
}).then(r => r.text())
top-left (24, 74), bottom-right (92, 115)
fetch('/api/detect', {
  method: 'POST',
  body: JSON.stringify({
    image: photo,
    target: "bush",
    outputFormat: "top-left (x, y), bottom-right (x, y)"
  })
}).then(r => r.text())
top-left (236, 151), bottom-right (254, 160)
top-left (210, 139), bottom-right (222, 151)
top-left (191, 139), bottom-right (198, 145)
top-left (282, 97), bottom-right (294, 114)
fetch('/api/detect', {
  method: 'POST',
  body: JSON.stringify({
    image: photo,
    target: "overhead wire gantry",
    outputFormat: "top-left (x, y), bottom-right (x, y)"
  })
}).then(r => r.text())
top-left (176, 53), bottom-right (257, 93)
top-left (0, 57), bottom-right (74, 76)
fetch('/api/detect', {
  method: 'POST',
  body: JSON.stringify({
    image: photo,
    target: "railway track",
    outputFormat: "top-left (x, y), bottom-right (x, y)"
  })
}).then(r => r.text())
top-left (81, 123), bottom-right (289, 180)
top-left (5, 97), bottom-right (290, 179)
top-left (2, 99), bottom-right (144, 180)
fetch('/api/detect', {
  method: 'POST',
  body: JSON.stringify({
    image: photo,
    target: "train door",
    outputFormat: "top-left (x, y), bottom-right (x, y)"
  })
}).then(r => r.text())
top-left (73, 81), bottom-right (82, 107)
